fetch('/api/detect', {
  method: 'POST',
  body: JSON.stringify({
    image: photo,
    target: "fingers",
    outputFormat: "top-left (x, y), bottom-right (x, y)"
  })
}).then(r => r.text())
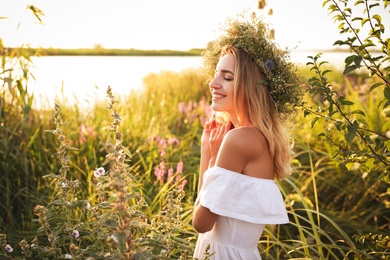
top-left (204, 115), bottom-right (218, 134)
top-left (210, 122), bottom-right (230, 141)
top-left (204, 121), bottom-right (212, 134)
top-left (226, 120), bottom-right (232, 130)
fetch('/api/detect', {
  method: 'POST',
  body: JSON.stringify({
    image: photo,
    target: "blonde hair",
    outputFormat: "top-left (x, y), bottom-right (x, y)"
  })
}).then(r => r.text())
top-left (222, 46), bottom-right (292, 180)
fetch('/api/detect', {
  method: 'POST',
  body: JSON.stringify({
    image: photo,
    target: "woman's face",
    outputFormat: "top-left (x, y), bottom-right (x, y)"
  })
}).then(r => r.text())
top-left (209, 53), bottom-right (235, 114)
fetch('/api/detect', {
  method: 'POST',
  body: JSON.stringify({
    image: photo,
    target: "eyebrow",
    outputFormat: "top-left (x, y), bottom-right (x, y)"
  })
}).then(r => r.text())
top-left (216, 69), bottom-right (234, 75)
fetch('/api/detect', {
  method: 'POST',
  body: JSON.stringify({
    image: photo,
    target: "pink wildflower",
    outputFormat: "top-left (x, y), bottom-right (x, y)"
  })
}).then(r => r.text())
top-left (154, 166), bottom-right (162, 181)
top-left (159, 162), bottom-right (167, 179)
top-left (79, 124), bottom-right (86, 143)
top-left (178, 102), bottom-right (186, 114)
top-left (158, 138), bottom-right (167, 150)
top-left (177, 162), bottom-right (183, 174)
top-left (168, 168), bottom-right (174, 184)
top-left (178, 180), bottom-right (188, 190)
top-left (168, 137), bottom-right (179, 146)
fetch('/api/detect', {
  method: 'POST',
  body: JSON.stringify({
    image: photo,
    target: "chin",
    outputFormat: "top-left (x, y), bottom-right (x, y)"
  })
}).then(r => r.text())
top-left (211, 104), bottom-right (223, 111)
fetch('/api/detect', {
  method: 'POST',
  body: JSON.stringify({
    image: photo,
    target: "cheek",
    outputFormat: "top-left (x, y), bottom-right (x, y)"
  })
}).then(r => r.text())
top-left (226, 83), bottom-right (235, 97)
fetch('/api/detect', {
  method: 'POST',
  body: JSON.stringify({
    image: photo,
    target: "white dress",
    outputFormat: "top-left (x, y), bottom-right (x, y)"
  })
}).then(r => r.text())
top-left (193, 166), bottom-right (289, 260)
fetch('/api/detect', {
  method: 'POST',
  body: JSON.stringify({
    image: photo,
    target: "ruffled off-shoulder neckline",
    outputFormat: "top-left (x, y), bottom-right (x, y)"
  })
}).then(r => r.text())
top-left (199, 166), bottom-right (289, 224)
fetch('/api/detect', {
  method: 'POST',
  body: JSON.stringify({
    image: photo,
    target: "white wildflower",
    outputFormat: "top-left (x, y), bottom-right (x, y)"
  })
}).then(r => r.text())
top-left (110, 234), bottom-right (118, 243)
top-left (85, 201), bottom-right (91, 210)
top-left (93, 167), bottom-right (106, 178)
top-left (64, 254), bottom-right (72, 259)
top-left (5, 244), bottom-right (13, 252)
top-left (71, 230), bottom-right (80, 238)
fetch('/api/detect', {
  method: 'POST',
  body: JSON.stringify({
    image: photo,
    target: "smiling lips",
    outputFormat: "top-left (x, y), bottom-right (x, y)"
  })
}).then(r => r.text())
top-left (212, 93), bottom-right (226, 100)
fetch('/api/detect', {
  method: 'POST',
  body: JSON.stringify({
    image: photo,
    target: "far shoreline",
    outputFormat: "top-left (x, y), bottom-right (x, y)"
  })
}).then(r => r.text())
top-left (3, 47), bottom-right (358, 57)
top-left (5, 47), bottom-right (204, 56)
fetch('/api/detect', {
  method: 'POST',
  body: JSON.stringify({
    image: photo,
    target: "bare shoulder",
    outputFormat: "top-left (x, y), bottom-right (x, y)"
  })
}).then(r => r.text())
top-left (216, 127), bottom-right (269, 172)
top-left (224, 127), bottom-right (268, 152)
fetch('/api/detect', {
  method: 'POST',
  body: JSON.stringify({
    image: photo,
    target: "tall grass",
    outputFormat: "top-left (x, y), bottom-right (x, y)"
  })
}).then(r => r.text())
top-left (1, 51), bottom-right (389, 258)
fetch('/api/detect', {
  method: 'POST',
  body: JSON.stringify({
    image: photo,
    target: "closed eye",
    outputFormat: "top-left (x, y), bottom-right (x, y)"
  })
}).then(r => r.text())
top-left (214, 69), bottom-right (234, 82)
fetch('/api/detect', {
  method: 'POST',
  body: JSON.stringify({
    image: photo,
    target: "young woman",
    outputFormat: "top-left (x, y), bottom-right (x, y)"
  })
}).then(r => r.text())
top-left (192, 15), bottom-right (302, 259)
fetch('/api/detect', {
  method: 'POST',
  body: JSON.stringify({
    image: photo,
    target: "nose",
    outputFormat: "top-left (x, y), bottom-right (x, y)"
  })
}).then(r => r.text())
top-left (209, 77), bottom-right (221, 90)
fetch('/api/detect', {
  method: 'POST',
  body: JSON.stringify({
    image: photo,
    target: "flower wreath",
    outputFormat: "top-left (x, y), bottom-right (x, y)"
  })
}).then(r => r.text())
top-left (202, 14), bottom-right (303, 117)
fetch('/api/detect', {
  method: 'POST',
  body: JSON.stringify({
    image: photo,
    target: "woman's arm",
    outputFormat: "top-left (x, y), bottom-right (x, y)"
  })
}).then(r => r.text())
top-left (197, 121), bottom-right (212, 193)
top-left (193, 121), bottom-right (231, 233)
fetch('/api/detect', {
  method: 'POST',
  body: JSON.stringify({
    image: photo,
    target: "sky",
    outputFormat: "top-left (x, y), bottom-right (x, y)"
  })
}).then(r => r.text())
top-left (0, 0), bottom-right (389, 51)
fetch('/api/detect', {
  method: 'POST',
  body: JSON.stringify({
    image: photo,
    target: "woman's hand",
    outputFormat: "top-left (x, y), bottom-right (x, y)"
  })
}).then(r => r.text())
top-left (209, 121), bottom-right (232, 167)
top-left (198, 115), bottom-right (219, 192)
top-left (201, 121), bottom-right (212, 145)
top-left (201, 114), bottom-right (219, 152)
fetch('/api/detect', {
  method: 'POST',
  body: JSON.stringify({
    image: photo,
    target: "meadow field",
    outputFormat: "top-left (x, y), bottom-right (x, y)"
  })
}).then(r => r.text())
top-left (1, 51), bottom-right (389, 258)
top-left (1, 0), bottom-right (389, 258)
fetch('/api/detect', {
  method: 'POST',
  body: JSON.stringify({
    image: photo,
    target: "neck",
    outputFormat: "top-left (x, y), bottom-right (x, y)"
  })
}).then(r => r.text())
top-left (229, 114), bottom-right (252, 128)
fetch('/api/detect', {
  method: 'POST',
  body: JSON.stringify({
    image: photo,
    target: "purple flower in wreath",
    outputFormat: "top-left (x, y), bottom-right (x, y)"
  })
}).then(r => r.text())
top-left (264, 59), bottom-right (275, 70)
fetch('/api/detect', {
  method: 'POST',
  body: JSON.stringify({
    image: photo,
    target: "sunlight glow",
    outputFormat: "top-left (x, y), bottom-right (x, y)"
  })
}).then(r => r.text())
top-left (1, 0), bottom-right (388, 51)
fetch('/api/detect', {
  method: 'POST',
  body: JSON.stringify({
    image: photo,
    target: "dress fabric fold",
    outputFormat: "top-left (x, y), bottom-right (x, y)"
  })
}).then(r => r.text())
top-left (193, 166), bottom-right (289, 260)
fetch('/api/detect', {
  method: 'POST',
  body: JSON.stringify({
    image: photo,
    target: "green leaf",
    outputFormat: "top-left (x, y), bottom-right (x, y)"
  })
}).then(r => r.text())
top-left (345, 55), bottom-right (357, 66)
top-left (311, 117), bottom-right (319, 127)
top-left (346, 162), bottom-right (356, 171)
top-left (352, 17), bottom-right (363, 22)
top-left (345, 121), bottom-right (358, 143)
top-left (354, 55), bottom-right (362, 66)
top-left (343, 65), bottom-right (358, 75)
top-left (42, 173), bottom-right (61, 179)
top-left (123, 147), bottom-right (132, 158)
top-left (350, 109), bottom-right (365, 116)
top-left (354, 0), bottom-right (364, 5)
top-left (333, 40), bottom-right (348, 46)
top-left (381, 121), bottom-right (390, 132)
top-left (322, 0), bottom-right (330, 7)
top-left (321, 69), bottom-right (332, 76)
top-left (385, 140), bottom-right (390, 150)
top-left (334, 120), bottom-right (343, 131)
top-left (27, 127), bottom-right (41, 148)
top-left (66, 146), bottom-right (79, 151)
top-left (372, 14), bottom-right (382, 23)
top-left (384, 88), bottom-right (390, 100)
top-left (338, 23), bottom-right (345, 30)
top-left (362, 18), bottom-right (370, 26)
top-left (107, 196), bottom-right (117, 202)
top-left (369, 3), bottom-right (380, 9)
top-left (369, 82), bottom-right (383, 91)
top-left (364, 158), bottom-right (375, 171)
top-left (341, 99), bottom-right (354, 106)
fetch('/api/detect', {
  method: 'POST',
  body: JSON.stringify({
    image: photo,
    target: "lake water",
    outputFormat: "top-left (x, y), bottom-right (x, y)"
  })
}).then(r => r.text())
top-left (27, 51), bottom-right (350, 108)
top-left (29, 56), bottom-right (204, 108)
